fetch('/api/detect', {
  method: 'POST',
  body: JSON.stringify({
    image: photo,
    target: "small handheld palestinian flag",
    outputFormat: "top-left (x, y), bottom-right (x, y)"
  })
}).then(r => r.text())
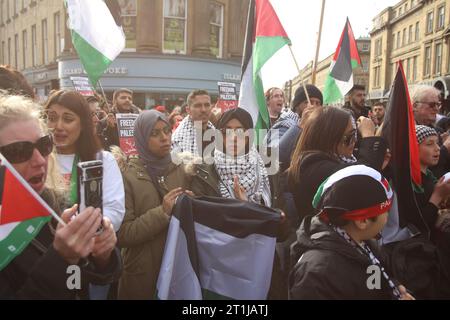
top-left (323, 18), bottom-right (362, 105)
top-left (0, 155), bottom-right (60, 271)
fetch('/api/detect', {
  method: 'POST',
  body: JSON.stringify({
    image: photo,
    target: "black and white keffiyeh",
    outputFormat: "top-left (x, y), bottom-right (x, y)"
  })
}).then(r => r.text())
top-left (214, 147), bottom-right (271, 206)
top-left (415, 125), bottom-right (437, 144)
top-left (332, 225), bottom-right (402, 300)
top-left (172, 116), bottom-right (215, 156)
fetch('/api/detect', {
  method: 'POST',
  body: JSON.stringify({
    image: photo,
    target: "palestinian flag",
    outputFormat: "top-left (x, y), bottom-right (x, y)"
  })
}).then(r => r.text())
top-left (156, 195), bottom-right (280, 300)
top-left (0, 156), bottom-right (54, 271)
top-left (65, 0), bottom-right (125, 87)
top-left (382, 62), bottom-right (426, 234)
top-left (323, 18), bottom-right (362, 105)
top-left (239, 0), bottom-right (291, 141)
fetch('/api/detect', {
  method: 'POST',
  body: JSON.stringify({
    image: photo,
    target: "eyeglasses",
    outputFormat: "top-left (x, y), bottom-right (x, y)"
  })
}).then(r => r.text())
top-left (150, 126), bottom-right (172, 138)
top-left (342, 130), bottom-right (357, 146)
top-left (418, 101), bottom-right (442, 110)
top-left (0, 135), bottom-right (53, 164)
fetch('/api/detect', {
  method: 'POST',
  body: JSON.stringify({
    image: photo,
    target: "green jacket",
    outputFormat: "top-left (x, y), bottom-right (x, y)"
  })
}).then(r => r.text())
top-left (117, 157), bottom-right (190, 300)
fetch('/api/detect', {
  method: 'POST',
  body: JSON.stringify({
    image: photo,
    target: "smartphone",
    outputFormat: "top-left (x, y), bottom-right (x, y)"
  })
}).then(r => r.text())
top-left (77, 160), bottom-right (103, 233)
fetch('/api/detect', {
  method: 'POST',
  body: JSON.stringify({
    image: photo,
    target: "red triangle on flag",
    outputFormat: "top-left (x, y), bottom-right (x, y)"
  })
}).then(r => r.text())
top-left (254, 0), bottom-right (289, 39)
top-left (0, 167), bottom-right (50, 226)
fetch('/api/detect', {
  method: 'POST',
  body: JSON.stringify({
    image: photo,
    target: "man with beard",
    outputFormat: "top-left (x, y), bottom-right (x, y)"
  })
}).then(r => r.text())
top-left (104, 88), bottom-right (141, 149)
top-left (343, 85), bottom-right (371, 120)
top-left (172, 90), bottom-right (215, 160)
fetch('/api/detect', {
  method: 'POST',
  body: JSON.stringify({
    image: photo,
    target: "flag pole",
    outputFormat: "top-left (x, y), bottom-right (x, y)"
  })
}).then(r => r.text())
top-left (288, 45), bottom-right (311, 105)
top-left (311, 0), bottom-right (326, 85)
top-left (97, 80), bottom-right (109, 108)
top-left (0, 154), bottom-right (67, 226)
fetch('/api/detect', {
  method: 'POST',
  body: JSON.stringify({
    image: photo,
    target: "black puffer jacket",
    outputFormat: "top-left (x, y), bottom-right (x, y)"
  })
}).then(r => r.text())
top-left (289, 216), bottom-right (397, 300)
top-left (289, 137), bottom-right (387, 219)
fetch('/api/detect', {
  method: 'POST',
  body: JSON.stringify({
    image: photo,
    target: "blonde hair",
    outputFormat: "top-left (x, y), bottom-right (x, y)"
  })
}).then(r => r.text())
top-left (0, 93), bottom-right (64, 192)
top-left (0, 92), bottom-right (41, 131)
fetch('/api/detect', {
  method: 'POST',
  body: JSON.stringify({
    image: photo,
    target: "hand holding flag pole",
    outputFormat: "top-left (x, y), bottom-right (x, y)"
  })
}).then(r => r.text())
top-left (0, 153), bottom-right (66, 227)
top-left (288, 45), bottom-right (311, 106)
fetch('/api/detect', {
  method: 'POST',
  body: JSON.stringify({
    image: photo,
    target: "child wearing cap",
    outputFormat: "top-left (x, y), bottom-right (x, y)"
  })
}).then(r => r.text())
top-left (289, 165), bottom-right (414, 300)
top-left (414, 125), bottom-right (450, 242)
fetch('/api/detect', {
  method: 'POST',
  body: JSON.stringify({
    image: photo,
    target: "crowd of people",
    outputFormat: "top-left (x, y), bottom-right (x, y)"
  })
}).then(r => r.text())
top-left (1, 63), bottom-right (450, 300)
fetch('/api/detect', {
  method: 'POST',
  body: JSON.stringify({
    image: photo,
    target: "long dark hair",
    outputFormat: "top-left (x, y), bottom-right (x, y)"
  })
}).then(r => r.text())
top-left (45, 90), bottom-right (101, 161)
top-left (288, 107), bottom-right (351, 185)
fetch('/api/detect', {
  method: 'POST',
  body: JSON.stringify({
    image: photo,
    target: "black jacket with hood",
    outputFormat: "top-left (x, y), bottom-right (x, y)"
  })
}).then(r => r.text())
top-left (289, 216), bottom-right (398, 300)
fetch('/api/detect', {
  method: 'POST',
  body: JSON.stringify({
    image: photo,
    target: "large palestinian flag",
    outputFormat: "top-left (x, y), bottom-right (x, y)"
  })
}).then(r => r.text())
top-left (156, 195), bottom-right (280, 300)
top-left (382, 62), bottom-right (426, 235)
top-left (65, 0), bottom-right (125, 87)
top-left (323, 18), bottom-right (362, 105)
top-left (239, 0), bottom-right (291, 141)
top-left (0, 156), bottom-right (54, 271)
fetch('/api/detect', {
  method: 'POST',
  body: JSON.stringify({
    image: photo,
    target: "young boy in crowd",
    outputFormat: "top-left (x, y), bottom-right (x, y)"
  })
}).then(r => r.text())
top-left (414, 125), bottom-right (450, 243)
top-left (289, 165), bottom-right (414, 300)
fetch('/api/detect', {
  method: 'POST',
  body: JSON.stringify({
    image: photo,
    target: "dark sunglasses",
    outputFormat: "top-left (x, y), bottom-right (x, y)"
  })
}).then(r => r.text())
top-left (0, 135), bottom-right (53, 164)
top-left (342, 130), bottom-right (357, 146)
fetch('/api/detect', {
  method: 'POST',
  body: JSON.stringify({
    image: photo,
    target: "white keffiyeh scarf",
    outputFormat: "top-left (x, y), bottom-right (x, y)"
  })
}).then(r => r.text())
top-left (172, 116), bottom-right (215, 156)
top-left (214, 147), bottom-right (271, 206)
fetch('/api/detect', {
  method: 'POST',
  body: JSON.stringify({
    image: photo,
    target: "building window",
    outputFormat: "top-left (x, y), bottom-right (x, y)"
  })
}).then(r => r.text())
top-left (13, 0), bottom-right (17, 16)
top-left (362, 43), bottom-right (369, 52)
top-left (406, 58), bottom-right (411, 81)
top-left (426, 11), bottom-right (434, 34)
top-left (435, 43), bottom-right (442, 75)
top-left (397, 31), bottom-right (401, 48)
top-left (6, 0), bottom-right (10, 20)
top-left (402, 28), bottom-right (406, 46)
top-left (408, 25), bottom-right (413, 44)
top-left (42, 19), bottom-right (48, 65)
top-left (210, 2), bottom-right (223, 58)
top-left (413, 56), bottom-right (417, 81)
top-left (23, 29), bottom-right (27, 68)
top-left (392, 34), bottom-right (396, 49)
top-left (399, 7), bottom-right (403, 16)
top-left (163, 0), bottom-right (187, 54)
top-left (415, 21), bottom-right (420, 41)
top-left (424, 46), bottom-right (432, 76)
top-left (54, 12), bottom-right (61, 57)
top-left (14, 34), bottom-right (19, 69)
top-left (118, 0), bottom-right (137, 50)
top-left (373, 66), bottom-right (380, 87)
top-left (375, 38), bottom-right (382, 56)
top-left (0, 1), bottom-right (4, 25)
top-left (7, 38), bottom-right (11, 65)
top-left (31, 24), bottom-right (37, 66)
top-left (1, 41), bottom-right (4, 64)
top-left (437, 5), bottom-right (445, 29)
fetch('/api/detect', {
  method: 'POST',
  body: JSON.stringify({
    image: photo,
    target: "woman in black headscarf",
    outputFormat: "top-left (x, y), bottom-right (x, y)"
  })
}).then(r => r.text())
top-left (190, 108), bottom-right (273, 205)
top-left (189, 108), bottom-right (288, 299)
top-left (117, 110), bottom-right (192, 300)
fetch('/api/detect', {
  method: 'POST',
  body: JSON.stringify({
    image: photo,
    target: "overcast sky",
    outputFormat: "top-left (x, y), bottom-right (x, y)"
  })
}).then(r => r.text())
top-left (261, 0), bottom-right (400, 90)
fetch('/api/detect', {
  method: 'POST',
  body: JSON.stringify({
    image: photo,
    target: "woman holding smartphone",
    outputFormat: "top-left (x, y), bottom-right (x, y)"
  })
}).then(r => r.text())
top-left (44, 90), bottom-right (125, 232)
top-left (0, 94), bottom-right (121, 299)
